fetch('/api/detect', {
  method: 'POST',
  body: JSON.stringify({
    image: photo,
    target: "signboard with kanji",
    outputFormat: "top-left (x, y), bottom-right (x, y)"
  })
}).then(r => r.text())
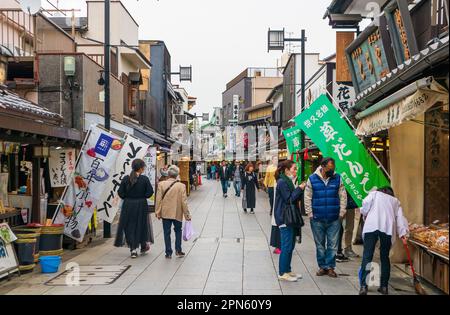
top-left (294, 94), bottom-right (390, 207)
top-left (49, 148), bottom-right (76, 188)
top-left (53, 125), bottom-right (122, 242)
top-left (346, 24), bottom-right (392, 94)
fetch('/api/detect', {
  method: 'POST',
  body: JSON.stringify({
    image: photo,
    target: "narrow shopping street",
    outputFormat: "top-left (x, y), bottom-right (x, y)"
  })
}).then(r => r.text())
top-left (0, 179), bottom-right (439, 295)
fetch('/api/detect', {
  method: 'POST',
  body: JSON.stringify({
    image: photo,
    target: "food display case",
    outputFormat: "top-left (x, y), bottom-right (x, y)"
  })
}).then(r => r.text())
top-left (409, 222), bottom-right (449, 294)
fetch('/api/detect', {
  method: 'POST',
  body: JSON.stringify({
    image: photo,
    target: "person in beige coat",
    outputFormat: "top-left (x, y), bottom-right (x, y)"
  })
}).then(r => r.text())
top-left (155, 165), bottom-right (191, 259)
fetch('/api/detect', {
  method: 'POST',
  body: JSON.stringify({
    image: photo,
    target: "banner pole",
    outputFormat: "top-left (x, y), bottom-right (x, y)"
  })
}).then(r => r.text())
top-left (325, 90), bottom-right (391, 180)
top-left (52, 126), bottom-right (93, 224)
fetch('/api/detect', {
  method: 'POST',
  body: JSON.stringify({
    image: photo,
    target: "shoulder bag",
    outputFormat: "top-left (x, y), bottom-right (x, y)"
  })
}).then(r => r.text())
top-left (283, 189), bottom-right (304, 228)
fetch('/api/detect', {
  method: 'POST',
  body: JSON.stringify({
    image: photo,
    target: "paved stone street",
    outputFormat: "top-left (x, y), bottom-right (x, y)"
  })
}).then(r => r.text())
top-left (0, 178), bottom-right (440, 295)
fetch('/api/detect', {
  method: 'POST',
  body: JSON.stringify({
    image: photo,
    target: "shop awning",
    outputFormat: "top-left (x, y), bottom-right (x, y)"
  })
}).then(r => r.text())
top-left (355, 78), bottom-right (449, 136)
top-left (0, 89), bottom-right (82, 142)
top-left (124, 121), bottom-right (173, 148)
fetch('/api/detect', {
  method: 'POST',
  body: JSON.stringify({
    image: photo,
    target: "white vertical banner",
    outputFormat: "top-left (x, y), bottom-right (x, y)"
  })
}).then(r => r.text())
top-left (49, 148), bottom-right (76, 188)
top-left (53, 125), bottom-right (123, 242)
top-left (144, 147), bottom-right (157, 206)
top-left (96, 134), bottom-right (150, 224)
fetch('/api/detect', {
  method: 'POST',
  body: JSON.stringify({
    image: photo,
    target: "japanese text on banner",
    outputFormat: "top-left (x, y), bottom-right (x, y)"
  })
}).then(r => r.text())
top-left (294, 94), bottom-right (390, 207)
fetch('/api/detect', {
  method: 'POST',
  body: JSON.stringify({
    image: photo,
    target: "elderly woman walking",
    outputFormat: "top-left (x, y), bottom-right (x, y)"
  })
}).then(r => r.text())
top-left (114, 159), bottom-right (154, 259)
top-left (155, 165), bottom-right (192, 259)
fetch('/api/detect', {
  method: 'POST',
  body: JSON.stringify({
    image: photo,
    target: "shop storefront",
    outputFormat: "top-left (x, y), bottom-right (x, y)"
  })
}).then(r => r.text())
top-left (0, 89), bottom-right (82, 228)
top-left (355, 76), bottom-right (449, 293)
top-left (0, 89), bottom-right (82, 275)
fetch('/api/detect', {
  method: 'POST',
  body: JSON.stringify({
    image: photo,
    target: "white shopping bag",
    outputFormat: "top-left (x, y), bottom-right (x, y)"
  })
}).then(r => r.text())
top-left (182, 221), bottom-right (195, 241)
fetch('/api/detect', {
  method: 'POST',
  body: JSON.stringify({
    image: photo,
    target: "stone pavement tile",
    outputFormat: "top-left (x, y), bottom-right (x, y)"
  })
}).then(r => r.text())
top-left (207, 271), bottom-right (241, 283)
top-left (6, 284), bottom-right (51, 295)
top-left (43, 285), bottom-right (91, 295)
top-left (204, 281), bottom-right (241, 291)
top-left (82, 287), bottom-right (126, 295)
top-left (123, 286), bottom-right (166, 295)
top-left (243, 289), bottom-right (282, 295)
top-left (163, 288), bottom-right (204, 295)
top-left (165, 274), bottom-right (209, 290)
top-left (243, 278), bottom-right (280, 290)
top-left (203, 288), bottom-right (242, 295)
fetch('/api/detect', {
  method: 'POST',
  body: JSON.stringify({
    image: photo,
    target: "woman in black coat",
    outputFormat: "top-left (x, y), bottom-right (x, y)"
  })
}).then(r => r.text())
top-left (114, 159), bottom-right (154, 258)
top-left (241, 163), bottom-right (259, 214)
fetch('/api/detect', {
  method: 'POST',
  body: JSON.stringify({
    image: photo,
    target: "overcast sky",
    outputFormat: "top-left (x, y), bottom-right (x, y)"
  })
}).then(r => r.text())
top-left (43, 0), bottom-right (336, 116)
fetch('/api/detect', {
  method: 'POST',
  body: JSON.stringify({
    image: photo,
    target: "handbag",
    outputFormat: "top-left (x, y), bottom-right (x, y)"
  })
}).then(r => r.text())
top-left (283, 195), bottom-right (304, 228)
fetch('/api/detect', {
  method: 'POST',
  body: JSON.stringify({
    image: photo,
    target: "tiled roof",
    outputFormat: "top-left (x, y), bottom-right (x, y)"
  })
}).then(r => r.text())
top-left (0, 88), bottom-right (62, 121)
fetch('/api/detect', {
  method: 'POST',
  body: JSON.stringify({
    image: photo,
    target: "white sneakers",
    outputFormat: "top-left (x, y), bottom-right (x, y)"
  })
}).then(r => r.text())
top-left (278, 272), bottom-right (303, 282)
top-left (288, 272), bottom-right (303, 280)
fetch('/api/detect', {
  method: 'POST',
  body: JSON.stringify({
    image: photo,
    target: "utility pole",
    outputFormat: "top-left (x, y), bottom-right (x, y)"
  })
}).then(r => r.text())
top-left (300, 29), bottom-right (307, 182)
top-left (103, 0), bottom-right (111, 239)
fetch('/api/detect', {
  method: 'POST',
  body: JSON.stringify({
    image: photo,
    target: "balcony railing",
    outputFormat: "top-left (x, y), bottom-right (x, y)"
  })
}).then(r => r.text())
top-left (0, 9), bottom-right (35, 57)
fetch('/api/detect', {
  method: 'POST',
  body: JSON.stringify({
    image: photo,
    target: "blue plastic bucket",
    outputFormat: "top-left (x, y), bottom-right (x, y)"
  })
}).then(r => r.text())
top-left (39, 256), bottom-right (61, 274)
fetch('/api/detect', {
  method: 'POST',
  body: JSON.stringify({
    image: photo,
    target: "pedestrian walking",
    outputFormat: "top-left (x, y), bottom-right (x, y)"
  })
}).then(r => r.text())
top-left (207, 163), bottom-right (211, 180)
top-left (359, 187), bottom-right (409, 295)
top-left (114, 159), bottom-right (154, 259)
top-left (264, 156), bottom-right (277, 216)
top-left (241, 163), bottom-right (259, 214)
top-left (232, 161), bottom-right (244, 197)
top-left (196, 163), bottom-right (202, 185)
top-left (270, 182), bottom-right (281, 255)
top-left (273, 160), bottom-right (305, 282)
top-left (336, 191), bottom-right (359, 262)
top-left (211, 163), bottom-right (217, 180)
top-left (304, 157), bottom-right (347, 278)
top-left (155, 165), bottom-right (192, 259)
top-left (218, 160), bottom-right (232, 198)
top-left (159, 166), bottom-right (169, 183)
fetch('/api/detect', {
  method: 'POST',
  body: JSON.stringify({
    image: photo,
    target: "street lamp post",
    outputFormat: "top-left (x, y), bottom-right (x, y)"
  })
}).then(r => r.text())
top-left (267, 28), bottom-right (307, 181)
top-left (103, 0), bottom-right (111, 239)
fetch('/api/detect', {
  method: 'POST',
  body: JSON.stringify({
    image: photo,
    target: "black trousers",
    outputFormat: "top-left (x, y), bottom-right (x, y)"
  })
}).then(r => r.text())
top-left (360, 230), bottom-right (392, 288)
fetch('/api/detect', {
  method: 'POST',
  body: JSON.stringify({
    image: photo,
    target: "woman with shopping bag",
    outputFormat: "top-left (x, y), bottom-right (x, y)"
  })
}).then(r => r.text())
top-left (155, 165), bottom-right (192, 259)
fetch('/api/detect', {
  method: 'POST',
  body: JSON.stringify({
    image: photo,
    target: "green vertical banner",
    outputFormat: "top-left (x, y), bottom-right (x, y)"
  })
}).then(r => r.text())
top-left (294, 94), bottom-right (390, 207)
top-left (283, 126), bottom-right (303, 180)
top-left (283, 126), bottom-right (302, 156)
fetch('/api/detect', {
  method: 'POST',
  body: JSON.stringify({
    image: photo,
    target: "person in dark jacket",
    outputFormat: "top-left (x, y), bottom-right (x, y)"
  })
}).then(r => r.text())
top-left (304, 157), bottom-right (347, 278)
top-left (114, 159), bottom-right (154, 259)
top-left (232, 161), bottom-right (244, 197)
top-left (218, 160), bottom-right (232, 197)
top-left (274, 160), bottom-right (305, 282)
top-left (241, 163), bottom-right (259, 213)
top-left (336, 191), bottom-right (360, 262)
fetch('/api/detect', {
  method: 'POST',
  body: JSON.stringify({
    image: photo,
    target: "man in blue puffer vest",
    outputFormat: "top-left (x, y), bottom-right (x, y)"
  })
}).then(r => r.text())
top-left (304, 157), bottom-right (347, 278)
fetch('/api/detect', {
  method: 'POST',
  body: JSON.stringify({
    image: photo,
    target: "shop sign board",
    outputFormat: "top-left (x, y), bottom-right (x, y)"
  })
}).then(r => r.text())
top-left (332, 69), bottom-right (356, 114)
top-left (0, 223), bottom-right (19, 279)
top-left (144, 146), bottom-right (157, 207)
top-left (0, 173), bottom-right (8, 207)
top-left (96, 135), bottom-right (150, 223)
top-left (336, 32), bottom-right (355, 83)
top-left (356, 80), bottom-right (449, 136)
top-left (346, 23), bottom-right (392, 95)
top-left (283, 126), bottom-right (302, 156)
top-left (0, 241), bottom-right (18, 279)
top-left (384, 0), bottom-right (419, 65)
top-left (49, 148), bottom-right (76, 188)
top-left (53, 125), bottom-right (122, 242)
top-left (294, 94), bottom-right (390, 207)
